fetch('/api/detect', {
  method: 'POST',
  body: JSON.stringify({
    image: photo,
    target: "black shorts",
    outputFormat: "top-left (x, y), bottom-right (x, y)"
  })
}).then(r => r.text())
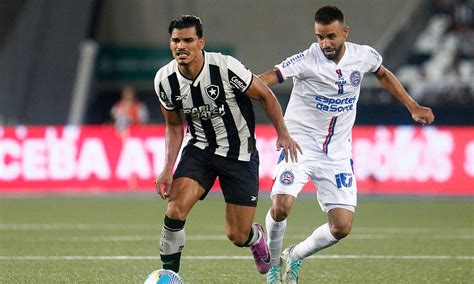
top-left (173, 145), bottom-right (259, 207)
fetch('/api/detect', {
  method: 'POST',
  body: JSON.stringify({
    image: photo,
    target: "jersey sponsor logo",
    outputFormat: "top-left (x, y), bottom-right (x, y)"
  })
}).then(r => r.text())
top-left (315, 95), bottom-right (356, 113)
top-left (182, 104), bottom-right (225, 120)
top-left (281, 52), bottom-right (305, 68)
top-left (334, 77), bottom-right (347, 86)
top-left (279, 170), bottom-right (295, 185)
top-left (159, 91), bottom-right (174, 108)
top-left (230, 76), bottom-right (247, 92)
top-left (205, 84), bottom-right (220, 100)
top-left (350, 71), bottom-right (361, 87)
top-left (174, 93), bottom-right (188, 101)
top-left (335, 172), bottom-right (353, 189)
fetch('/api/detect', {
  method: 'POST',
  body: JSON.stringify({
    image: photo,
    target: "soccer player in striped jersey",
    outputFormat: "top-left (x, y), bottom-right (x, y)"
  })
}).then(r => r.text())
top-left (153, 15), bottom-right (301, 279)
top-left (259, 6), bottom-right (435, 283)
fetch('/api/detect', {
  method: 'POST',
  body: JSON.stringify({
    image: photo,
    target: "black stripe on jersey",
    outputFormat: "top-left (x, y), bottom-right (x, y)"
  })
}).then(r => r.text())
top-left (158, 82), bottom-right (175, 110)
top-left (229, 70), bottom-right (256, 153)
top-left (209, 64), bottom-right (240, 159)
top-left (190, 83), bottom-right (218, 152)
top-left (168, 73), bottom-right (197, 144)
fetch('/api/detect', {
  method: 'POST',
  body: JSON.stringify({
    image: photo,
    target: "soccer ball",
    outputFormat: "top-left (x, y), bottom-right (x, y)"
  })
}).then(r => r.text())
top-left (144, 269), bottom-right (183, 284)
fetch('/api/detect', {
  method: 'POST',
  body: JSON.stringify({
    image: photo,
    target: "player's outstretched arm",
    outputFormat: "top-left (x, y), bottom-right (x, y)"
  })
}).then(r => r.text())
top-left (244, 75), bottom-right (302, 162)
top-left (375, 65), bottom-right (435, 125)
top-left (258, 67), bottom-right (282, 87)
top-left (155, 106), bottom-right (184, 199)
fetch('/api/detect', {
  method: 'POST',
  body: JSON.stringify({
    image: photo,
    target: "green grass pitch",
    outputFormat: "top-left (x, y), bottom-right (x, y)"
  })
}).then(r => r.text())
top-left (1, 195), bottom-right (473, 283)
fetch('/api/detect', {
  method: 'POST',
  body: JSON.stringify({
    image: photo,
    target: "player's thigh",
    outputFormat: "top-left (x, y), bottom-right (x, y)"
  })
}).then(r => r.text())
top-left (217, 151), bottom-right (260, 207)
top-left (173, 145), bottom-right (218, 201)
top-left (312, 158), bottom-right (357, 213)
top-left (166, 177), bottom-right (206, 219)
top-left (271, 156), bottom-right (310, 199)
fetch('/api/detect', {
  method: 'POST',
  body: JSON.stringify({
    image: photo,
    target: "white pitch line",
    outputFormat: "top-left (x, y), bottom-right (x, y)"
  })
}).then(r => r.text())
top-left (0, 255), bottom-right (472, 261)
top-left (21, 233), bottom-right (473, 242)
top-left (0, 224), bottom-right (155, 230)
top-left (1, 224), bottom-right (473, 235)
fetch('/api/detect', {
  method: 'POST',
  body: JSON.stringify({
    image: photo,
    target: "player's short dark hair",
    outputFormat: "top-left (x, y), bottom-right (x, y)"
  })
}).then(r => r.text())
top-left (314, 6), bottom-right (344, 25)
top-left (168, 15), bottom-right (203, 38)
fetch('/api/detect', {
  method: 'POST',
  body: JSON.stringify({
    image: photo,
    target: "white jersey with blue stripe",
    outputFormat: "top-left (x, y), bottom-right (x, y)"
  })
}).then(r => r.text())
top-left (276, 42), bottom-right (382, 160)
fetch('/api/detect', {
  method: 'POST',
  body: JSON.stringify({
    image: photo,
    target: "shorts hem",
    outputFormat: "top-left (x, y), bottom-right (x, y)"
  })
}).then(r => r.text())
top-left (270, 190), bottom-right (299, 199)
top-left (323, 203), bottom-right (356, 213)
top-left (225, 200), bottom-right (257, 208)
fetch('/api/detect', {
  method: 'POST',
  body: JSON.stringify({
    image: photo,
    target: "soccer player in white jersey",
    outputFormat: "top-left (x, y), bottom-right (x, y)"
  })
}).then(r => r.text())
top-left (153, 15), bottom-right (301, 280)
top-left (259, 6), bottom-right (435, 283)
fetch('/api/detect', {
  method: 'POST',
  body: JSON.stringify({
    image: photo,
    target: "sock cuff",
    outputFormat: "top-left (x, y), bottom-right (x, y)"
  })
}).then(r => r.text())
top-left (242, 224), bottom-right (259, 247)
top-left (164, 215), bottom-right (185, 231)
top-left (323, 223), bottom-right (339, 242)
top-left (266, 209), bottom-right (287, 230)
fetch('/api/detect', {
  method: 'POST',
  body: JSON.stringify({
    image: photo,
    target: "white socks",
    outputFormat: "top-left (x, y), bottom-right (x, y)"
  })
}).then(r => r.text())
top-left (292, 222), bottom-right (338, 260)
top-left (265, 209), bottom-right (287, 266)
top-left (160, 225), bottom-right (185, 256)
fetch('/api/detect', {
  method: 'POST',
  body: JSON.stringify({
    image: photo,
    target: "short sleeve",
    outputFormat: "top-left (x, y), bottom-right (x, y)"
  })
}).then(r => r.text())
top-left (275, 49), bottom-right (308, 80)
top-left (154, 71), bottom-right (175, 111)
top-left (226, 55), bottom-right (253, 93)
top-left (363, 45), bottom-right (383, 73)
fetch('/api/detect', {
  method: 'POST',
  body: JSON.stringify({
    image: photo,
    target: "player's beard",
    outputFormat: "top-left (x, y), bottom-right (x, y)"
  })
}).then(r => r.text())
top-left (321, 45), bottom-right (343, 60)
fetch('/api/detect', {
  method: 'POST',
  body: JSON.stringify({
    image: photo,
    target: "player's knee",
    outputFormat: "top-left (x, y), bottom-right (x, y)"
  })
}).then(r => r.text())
top-left (226, 231), bottom-right (248, 247)
top-left (330, 222), bottom-right (352, 239)
top-left (165, 202), bottom-right (188, 221)
top-left (271, 206), bottom-right (290, 222)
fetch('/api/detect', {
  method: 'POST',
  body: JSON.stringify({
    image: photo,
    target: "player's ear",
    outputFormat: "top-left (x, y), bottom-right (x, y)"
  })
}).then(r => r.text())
top-left (198, 37), bottom-right (205, 50)
top-left (343, 25), bottom-right (349, 39)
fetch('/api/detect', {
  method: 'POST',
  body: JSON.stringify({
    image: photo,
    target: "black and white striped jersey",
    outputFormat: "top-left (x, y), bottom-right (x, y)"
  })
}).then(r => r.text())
top-left (154, 51), bottom-right (256, 161)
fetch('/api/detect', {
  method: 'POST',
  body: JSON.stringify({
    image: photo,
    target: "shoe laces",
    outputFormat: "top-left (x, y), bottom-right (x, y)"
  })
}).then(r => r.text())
top-left (267, 266), bottom-right (281, 282)
top-left (289, 258), bottom-right (301, 280)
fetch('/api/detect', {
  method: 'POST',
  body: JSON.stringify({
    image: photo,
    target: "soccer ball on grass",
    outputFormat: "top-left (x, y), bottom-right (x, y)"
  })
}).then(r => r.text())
top-left (144, 269), bottom-right (183, 284)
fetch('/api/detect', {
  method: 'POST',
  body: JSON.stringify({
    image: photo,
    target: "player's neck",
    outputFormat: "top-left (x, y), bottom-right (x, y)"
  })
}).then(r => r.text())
top-left (333, 44), bottom-right (346, 64)
top-left (178, 53), bottom-right (205, 80)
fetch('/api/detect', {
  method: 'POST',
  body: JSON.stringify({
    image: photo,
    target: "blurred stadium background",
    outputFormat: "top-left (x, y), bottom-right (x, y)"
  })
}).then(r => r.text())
top-left (0, 0), bottom-right (473, 283)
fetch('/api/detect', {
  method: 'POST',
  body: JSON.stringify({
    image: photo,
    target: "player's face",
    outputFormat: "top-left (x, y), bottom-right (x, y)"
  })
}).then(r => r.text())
top-left (170, 27), bottom-right (205, 66)
top-left (314, 20), bottom-right (349, 60)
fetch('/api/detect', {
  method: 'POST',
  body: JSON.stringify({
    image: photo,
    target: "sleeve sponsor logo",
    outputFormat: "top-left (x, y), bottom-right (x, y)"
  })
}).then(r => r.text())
top-left (368, 47), bottom-right (382, 65)
top-left (230, 76), bottom-right (247, 92)
top-left (281, 52), bottom-right (305, 68)
top-left (159, 91), bottom-right (174, 108)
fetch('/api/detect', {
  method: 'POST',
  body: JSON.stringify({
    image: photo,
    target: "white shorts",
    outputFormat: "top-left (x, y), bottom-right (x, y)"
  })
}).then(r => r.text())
top-left (271, 149), bottom-right (357, 213)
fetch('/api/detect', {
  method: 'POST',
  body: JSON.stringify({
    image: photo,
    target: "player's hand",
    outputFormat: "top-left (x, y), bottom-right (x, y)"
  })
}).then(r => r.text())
top-left (155, 171), bottom-right (173, 199)
top-left (411, 104), bottom-right (435, 125)
top-left (276, 133), bottom-right (303, 163)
